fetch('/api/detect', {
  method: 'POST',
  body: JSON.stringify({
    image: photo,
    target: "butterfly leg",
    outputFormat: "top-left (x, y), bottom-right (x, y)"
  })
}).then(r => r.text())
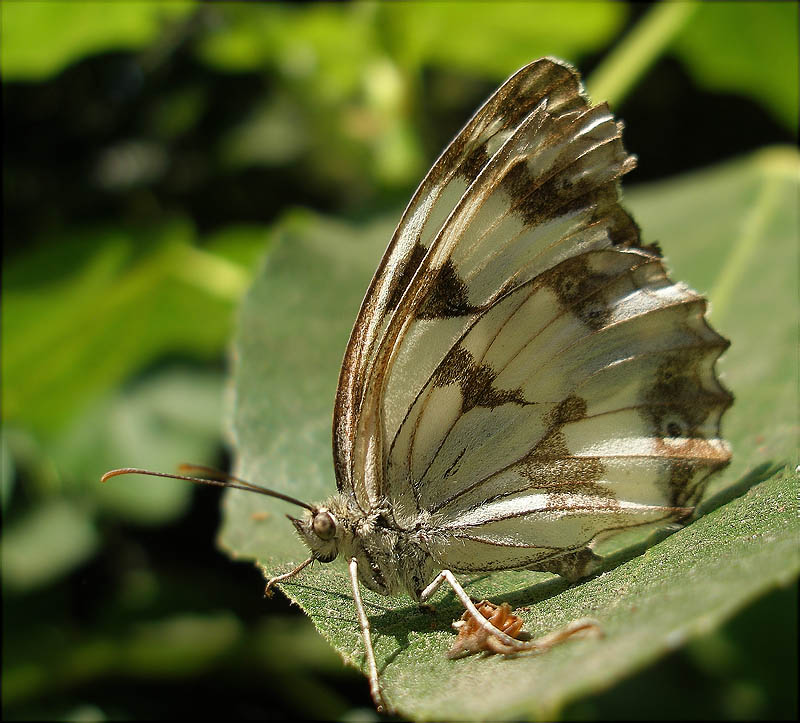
top-left (422, 570), bottom-right (601, 654)
top-left (420, 570), bottom-right (530, 651)
top-left (264, 556), bottom-right (313, 597)
top-left (348, 557), bottom-right (388, 713)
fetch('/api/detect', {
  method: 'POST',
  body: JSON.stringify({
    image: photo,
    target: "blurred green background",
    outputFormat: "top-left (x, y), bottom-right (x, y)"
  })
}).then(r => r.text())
top-left (2, 1), bottom-right (797, 720)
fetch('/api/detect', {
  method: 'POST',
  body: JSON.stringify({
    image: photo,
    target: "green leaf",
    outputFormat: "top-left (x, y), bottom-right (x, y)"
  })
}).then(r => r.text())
top-left (1, 367), bottom-right (228, 591)
top-left (2, 612), bottom-right (243, 707)
top-left (2, 499), bottom-right (99, 593)
top-left (195, 4), bottom-right (377, 84)
top-left (672, 2), bottom-right (799, 132)
top-left (195, 2), bottom-right (624, 78)
top-left (588, 2), bottom-right (799, 132)
top-left (1, 222), bottom-right (250, 436)
top-left (70, 367), bottom-right (226, 524)
top-left (1, 431), bottom-right (14, 511)
top-left (378, 1), bottom-right (626, 76)
top-left (587, 1), bottom-right (699, 108)
top-left (222, 147), bottom-right (799, 719)
top-left (1, 1), bottom-right (195, 81)
top-left (194, 3), bottom-right (626, 193)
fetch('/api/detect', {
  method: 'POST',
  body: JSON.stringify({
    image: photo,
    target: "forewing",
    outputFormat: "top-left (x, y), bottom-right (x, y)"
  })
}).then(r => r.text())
top-left (333, 58), bottom-right (587, 511)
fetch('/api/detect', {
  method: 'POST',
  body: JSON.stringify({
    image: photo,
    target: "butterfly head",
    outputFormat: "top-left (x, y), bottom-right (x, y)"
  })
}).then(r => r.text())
top-left (288, 506), bottom-right (340, 563)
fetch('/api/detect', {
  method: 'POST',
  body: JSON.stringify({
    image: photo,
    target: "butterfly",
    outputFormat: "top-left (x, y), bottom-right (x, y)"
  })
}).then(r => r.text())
top-left (103, 57), bottom-right (733, 713)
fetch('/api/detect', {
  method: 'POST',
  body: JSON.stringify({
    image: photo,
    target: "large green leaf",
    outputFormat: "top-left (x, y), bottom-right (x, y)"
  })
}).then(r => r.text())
top-left (1, 1), bottom-right (194, 81)
top-left (378, 1), bottom-right (625, 76)
top-left (1, 367), bottom-right (228, 592)
top-left (1, 221), bottom-right (264, 591)
top-left (1, 222), bottom-right (252, 436)
top-left (195, 2), bottom-right (625, 194)
top-left (588, 2), bottom-right (799, 130)
top-left (195, 2), bottom-right (624, 77)
top-left (673, 2), bottom-right (799, 132)
top-left (221, 146), bottom-right (799, 719)
top-left (1, 498), bottom-right (99, 593)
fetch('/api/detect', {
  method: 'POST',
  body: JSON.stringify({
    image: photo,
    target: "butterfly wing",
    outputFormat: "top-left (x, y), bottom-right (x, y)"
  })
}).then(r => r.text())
top-left (334, 58), bottom-right (586, 512)
top-left (400, 246), bottom-right (732, 574)
top-left (334, 58), bottom-right (732, 574)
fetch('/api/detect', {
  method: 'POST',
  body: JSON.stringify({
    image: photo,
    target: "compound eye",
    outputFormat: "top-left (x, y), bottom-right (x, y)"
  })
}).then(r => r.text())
top-left (312, 510), bottom-right (336, 540)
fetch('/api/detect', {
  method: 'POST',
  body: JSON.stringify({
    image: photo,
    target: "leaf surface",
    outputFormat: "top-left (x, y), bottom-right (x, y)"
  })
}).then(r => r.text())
top-left (222, 147), bottom-right (800, 719)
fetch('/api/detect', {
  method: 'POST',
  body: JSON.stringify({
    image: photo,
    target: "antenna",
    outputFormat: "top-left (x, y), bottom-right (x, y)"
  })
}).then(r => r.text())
top-left (101, 464), bottom-right (314, 511)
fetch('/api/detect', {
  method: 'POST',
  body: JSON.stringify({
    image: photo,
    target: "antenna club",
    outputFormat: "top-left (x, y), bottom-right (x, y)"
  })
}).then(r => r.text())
top-left (100, 468), bottom-right (141, 483)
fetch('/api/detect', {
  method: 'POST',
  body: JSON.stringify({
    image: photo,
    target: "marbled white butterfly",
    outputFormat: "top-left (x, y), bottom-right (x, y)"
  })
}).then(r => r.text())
top-left (104, 57), bottom-right (732, 712)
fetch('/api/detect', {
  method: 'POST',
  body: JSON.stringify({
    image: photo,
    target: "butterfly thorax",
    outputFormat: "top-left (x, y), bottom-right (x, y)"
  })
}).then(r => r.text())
top-left (291, 493), bottom-right (437, 599)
